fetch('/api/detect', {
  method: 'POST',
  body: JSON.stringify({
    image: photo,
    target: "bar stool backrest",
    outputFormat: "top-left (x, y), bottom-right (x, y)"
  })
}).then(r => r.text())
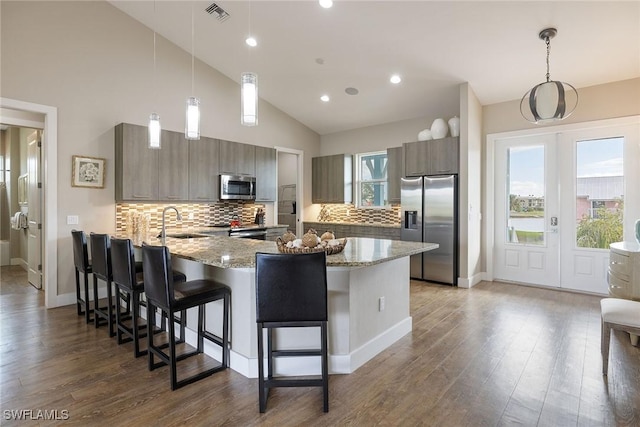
top-left (141, 244), bottom-right (175, 311)
top-left (111, 238), bottom-right (137, 291)
top-left (90, 233), bottom-right (112, 281)
top-left (255, 251), bottom-right (328, 323)
top-left (71, 230), bottom-right (90, 273)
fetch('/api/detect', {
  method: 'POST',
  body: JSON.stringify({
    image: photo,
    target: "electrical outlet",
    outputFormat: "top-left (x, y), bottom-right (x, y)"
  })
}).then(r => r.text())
top-left (67, 215), bottom-right (79, 225)
top-left (378, 296), bottom-right (385, 312)
top-left (188, 212), bottom-right (195, 220)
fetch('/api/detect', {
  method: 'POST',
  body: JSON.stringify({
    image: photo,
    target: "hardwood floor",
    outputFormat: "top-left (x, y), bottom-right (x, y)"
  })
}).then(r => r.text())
top-left (1, 265), bottom-right (639, 426)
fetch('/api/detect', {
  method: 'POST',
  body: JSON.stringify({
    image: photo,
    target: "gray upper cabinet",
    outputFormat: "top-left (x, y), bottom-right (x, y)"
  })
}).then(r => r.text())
top-left (386, 146), bottom-right (404, 204)
top-left (219, 139), bottom-right (255, 176)
top-left (404, 136), bottom-right (459, 176)
top-left (189, 137), bottom-right (220, 202)
top-left (312, 154), bottom-right (353, 204)
top-left (158, 130), bottom-right (189, 201)
top-left (115, 123), bottom-right (159, 202)
top-left (255, 146), bottom-right (276, 201)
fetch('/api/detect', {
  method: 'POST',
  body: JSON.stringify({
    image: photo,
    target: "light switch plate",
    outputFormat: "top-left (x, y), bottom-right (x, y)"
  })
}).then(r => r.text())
top-left (67, 215), bottom-right (79, 225)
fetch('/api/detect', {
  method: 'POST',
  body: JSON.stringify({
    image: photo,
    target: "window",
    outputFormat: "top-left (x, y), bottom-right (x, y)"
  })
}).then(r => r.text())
top-left (506, 145), bottom-right (545, 245)
top-left (355, 151), bottom-right (388, 208)
top-left (575, 137), bottom-right (624, 248)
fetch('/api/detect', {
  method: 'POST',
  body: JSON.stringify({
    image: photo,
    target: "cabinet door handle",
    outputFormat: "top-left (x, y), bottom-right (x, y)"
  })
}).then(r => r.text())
top-left (610, 261), bottom-right (624, 265)
top-left (132, 194), bottom-right (150, 199)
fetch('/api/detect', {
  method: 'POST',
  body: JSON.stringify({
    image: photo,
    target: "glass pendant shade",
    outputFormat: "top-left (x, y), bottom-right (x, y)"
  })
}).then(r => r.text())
top-left (521, 80), bottom-right (578, 124)
top-left (148, 112), bottom-right (161, 149)
top-left (185, 96), bottom-right (200, 140)
top-left (241, 72), bottom-right (258, 126)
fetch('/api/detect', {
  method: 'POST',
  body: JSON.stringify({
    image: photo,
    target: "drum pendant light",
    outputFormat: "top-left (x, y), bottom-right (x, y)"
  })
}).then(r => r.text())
top-left (148, 1), bottom-right (161, 149)
top-left (520, 28), bottom-right (578, 124)
top-left (185, 3), bottom-right (200, 140)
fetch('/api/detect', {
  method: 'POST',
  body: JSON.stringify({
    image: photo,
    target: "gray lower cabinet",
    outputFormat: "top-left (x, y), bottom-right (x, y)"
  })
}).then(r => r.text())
top-left (189, 137), bottom-right (220, 202)
top-left (404, 136), bottom-right (459, 176)
top-left (303, 222), bottom-right (401, 240)
top-left (158, 130), bottom-right (189, 201)
top-left (255, 146), bottom-right (276, 201)
top-left (312, 154), bottom-right (353, 204)
top-left (386, 146), bottom-right (404, 204)
top-left (219, 139), bottom-right (255, 176)
top-left (115, 123), bottom-right (159, 201)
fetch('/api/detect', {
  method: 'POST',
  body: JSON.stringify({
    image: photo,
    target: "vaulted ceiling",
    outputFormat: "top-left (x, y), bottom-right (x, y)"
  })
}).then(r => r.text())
top-left (110, 1), bottom-right (640, 135)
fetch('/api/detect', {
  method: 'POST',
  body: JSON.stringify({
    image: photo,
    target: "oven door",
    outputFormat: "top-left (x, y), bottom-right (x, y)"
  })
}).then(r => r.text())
top-left (220, 174), bottom-right (256, 200)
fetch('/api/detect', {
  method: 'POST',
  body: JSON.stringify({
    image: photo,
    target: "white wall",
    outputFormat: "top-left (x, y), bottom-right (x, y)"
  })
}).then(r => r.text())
top-left (1, 1), bottom-right (320, 299)
top-left (320, 114), bottom-right (459, 156)
top-left (458, 83), bottom-right (483, 287)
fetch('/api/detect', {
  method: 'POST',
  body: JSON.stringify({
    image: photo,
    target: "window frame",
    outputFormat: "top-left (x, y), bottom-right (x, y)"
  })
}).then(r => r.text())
top-left (354, 150), bottom-right (389, 209)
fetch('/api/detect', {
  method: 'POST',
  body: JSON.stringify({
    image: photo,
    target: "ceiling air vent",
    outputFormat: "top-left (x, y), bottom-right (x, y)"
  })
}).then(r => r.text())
top-left (205, 3), bottom-right (230, 22)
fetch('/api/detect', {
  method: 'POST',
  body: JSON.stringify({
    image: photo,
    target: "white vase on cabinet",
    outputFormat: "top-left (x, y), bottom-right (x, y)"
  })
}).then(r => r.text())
top-left (430, 118), bottom-right (448, 139)
top-left (448, 116), bottom-right (460, 137)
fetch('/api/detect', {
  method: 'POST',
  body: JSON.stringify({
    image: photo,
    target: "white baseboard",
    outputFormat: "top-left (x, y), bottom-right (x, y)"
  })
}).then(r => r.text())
top-left (458, 272), bottom-right (484, 288)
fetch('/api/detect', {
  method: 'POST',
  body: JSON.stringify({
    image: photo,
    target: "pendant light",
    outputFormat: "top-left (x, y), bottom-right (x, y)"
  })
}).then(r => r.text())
top-left (185, 3), bottom-right (200, 139)
top-left (241, 72), bottom-right (258, 126)
top-left (148, 1), bottom-right (161, 149)
top-left (241, 2), bottom-right (258, 126)
top-left (520, 28), bottom-right (578, 124)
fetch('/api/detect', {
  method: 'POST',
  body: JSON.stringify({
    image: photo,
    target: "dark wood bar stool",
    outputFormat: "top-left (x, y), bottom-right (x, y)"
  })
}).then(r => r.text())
top-left (111, 237), bottom-right (187, 357)
top-left (90, 233), bottom-right (131, 337)
top-left (255, 251), bottom-right (329, 413)
top-left (71, 230), bottom-right (93, 324)
top-left (142, 243), bottom-right (230, 390)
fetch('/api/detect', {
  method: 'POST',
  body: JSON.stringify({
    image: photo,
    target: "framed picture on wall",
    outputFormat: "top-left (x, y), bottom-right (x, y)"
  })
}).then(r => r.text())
top-left (72, 155), bottom-right (105, 188)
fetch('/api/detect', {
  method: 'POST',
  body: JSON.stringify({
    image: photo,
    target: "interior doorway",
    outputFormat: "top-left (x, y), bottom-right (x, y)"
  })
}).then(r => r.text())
top-left (1, 125), bottom-right (42, 289)
top-left (1, 97), bottom-right (57, 308)
top-left (275, 147), bottom-right (303, 236)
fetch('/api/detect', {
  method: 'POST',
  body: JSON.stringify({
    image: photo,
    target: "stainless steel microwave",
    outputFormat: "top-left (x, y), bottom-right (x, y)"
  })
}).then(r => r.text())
top-left (220, 174), bottom-right (256, 200)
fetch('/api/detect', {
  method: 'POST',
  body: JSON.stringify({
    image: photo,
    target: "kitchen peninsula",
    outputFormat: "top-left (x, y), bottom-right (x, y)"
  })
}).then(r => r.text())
top-left (127, 233), bottom-right (437, 378)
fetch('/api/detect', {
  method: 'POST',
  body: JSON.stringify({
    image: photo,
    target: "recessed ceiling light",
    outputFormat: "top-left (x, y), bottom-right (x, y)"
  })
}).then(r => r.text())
top-left (345, 87), bottom-right (359, 95)
top-left (390, 74), bottom-right (402, 84)
top-left (246, 37), bottom-right (257, 47)
top-left (320, 95), bottom-right (330, 102)
top-left (319, 0), bottom-right (333, 9)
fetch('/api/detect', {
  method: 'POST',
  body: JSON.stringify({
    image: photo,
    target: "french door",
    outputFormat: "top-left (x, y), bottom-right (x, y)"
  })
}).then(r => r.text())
top-left (493, 121), bottom-right (639, 294)
top-left (494, 134), bottom-right (559, 287)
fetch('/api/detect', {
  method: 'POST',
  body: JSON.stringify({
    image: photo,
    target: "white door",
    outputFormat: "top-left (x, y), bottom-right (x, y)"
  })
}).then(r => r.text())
top-left (27, 130), bottom-right (42, 289)
top-left (558, 124), bottom-right (640, 294)
top-left (494, 134), bottom-right (560, 287)
top-left (493, 122), bottom-right (640, 293)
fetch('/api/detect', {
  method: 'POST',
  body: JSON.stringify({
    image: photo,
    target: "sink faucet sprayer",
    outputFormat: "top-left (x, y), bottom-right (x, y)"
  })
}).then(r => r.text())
top-left (161, 206), bottom-right (182, 243)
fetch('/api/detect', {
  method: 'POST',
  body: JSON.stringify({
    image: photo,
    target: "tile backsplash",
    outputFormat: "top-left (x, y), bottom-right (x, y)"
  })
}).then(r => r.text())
top-left (115, 202), bottom-right (265, 232)
top-left (316, 204), bottom-right (401, 225)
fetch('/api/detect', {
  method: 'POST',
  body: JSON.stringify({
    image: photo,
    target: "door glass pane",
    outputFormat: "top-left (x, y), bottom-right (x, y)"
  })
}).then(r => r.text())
top-left (575, 137), bottom-right (624, 248)
top-left (506, 145), bottom-right (545, 245)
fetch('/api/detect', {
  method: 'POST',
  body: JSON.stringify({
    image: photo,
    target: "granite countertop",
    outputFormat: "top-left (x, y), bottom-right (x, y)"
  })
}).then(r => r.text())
top-left (304, 221), bottom-right (401, 229)
top-left (118, 232), bottom-right (437, 269)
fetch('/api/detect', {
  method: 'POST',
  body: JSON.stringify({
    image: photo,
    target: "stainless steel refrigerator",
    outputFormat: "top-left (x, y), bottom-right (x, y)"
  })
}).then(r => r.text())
top-left (401, 175), bottom-right (458, 285)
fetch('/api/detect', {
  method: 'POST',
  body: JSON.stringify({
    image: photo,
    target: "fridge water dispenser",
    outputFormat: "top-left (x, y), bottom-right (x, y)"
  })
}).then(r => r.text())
top-left (404, 211), bottom-right (418, 229)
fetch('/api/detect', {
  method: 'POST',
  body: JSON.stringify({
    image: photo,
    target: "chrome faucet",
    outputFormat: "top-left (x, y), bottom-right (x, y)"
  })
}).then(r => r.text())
top-left (161, 206), bottom-right (182, 243)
